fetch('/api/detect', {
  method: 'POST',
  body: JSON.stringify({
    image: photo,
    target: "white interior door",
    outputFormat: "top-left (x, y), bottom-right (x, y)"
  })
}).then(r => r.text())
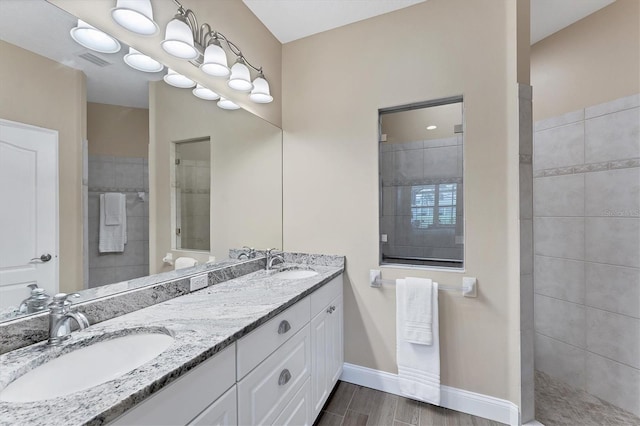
top-left (0, 119), bottom-right (58, 311)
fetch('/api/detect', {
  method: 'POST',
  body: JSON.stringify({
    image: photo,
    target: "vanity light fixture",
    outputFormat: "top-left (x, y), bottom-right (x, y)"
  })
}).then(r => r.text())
top-left (217, 97), bottom-right (240, 110)
top-left (228, 58), bottom-right (253, 92)
top-left (427, 125), bottom-right (437, 130)
top-left (250, 72), bottom-right (274, 104)
top-left (193, 84), bottom-right (220, 101)
top-left (164, 69), bottom-right (196, 88)
top-left (200, 37), bottom-right (230, 77)
top-left (124, 47), bottom-right (164, 73)
top-left (111, 0), bottom-right (158, 36)
top-left (158, 0), bottom-right (273, 104)
top-left (70, 19), bottom-right (121, 54)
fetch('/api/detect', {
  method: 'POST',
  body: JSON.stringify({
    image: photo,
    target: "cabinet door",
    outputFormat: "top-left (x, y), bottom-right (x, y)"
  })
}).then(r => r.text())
top-left (328, 294), bottom-right (343, 386)
top-left (273, 378), bottom-right (312, 426)
top-left (310, 307), bottom-right (330, 418)
top-left (189, 385), bottom-right (237, 426)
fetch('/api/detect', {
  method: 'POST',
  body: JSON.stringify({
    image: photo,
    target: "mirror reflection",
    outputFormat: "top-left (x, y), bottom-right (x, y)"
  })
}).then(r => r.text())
top-left (173, 138), bottom-right (211, 252)
top-left (0, 0), bottom-right (283, 321)
top-left (379, 98), bottom-right (464, 269)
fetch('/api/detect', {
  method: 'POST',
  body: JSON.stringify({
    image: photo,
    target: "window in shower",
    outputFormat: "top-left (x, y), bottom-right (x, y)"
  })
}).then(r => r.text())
top-left (379, 96), bottom-right (464, 269)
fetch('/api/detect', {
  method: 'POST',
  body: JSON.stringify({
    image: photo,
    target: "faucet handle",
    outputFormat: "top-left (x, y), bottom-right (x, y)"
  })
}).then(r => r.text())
top-left (50, 293), bottom-right (80, 308)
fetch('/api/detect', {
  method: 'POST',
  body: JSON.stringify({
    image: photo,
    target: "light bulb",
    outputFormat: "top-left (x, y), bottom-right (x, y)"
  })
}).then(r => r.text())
top-left (161, 16), bottom-right (198, 60)
top-left (228, 60), bottom-right (253, 92)
top-left (193, 84), bottom-right (220, 101)
top-left (164, 69), bottom-right (196, 88)
top-left (111, 0), bottom-right (158, 36)
top-left (124, 47), bottom-right (163, 73)
top-left (217, 97), bottom-right (240, 110)
top-left (249, 75), bottom-right (273, 103)
top-left (70, 19), bottom-right (121, 54)
top-left (201, 42), bottom-right (229, 77)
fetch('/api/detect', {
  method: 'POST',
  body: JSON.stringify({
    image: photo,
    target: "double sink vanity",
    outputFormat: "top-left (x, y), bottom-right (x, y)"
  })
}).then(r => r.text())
top-left (0, 252), bottom-right (344, 425)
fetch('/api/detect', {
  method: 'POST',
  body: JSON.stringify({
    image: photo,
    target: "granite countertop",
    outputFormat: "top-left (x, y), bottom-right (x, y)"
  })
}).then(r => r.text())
top-left (0, 262), bottom-right (343, 426)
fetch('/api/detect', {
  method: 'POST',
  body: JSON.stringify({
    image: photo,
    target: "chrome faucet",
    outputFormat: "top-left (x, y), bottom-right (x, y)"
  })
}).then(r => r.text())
top-left (48, 293), bottom-right (90, 346)
top-left (265, 248), bottom-right (285, 271)
top-left (237, 246), bottom-right (257, 260)
top-left (18, 284), bottom-right (51, 314)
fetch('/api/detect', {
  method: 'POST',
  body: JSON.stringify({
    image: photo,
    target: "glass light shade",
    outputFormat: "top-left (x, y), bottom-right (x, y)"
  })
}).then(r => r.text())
top-left (193, 84), bottom-right (220, 101)
top-left (161, 17), bottom-right (198, 59)
top-left (200, 43), bottom-right (229, 77)
top-left (249, 76), bottom-right (273, 103)
top-left (164, 69), bottom-right (196, 88)
top-left (70, 19), bottom-right (121, 54)
top-left (217, 97), bottom-right (240, 110)
top-left (227, 61), bottom-right (253, 92)
top-left (124, 47), bottom-right (163, 73)
top-left (111, 0), bottom-right (158, 36)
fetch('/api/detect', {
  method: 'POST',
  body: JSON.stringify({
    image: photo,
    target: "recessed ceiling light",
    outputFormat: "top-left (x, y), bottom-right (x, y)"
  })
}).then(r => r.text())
top-left (426, 125), bottom-right (437, 130)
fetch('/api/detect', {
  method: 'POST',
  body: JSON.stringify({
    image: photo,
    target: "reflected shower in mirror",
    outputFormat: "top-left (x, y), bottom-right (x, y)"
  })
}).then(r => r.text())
top-left (173, 138), bottom-right (211, 252)
top-left (379, 97), bottom-right (464, 269)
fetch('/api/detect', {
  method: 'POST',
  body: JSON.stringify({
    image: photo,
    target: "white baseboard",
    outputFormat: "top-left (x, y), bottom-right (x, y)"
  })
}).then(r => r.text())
top-left (341, 363), bottom-right (520, 426)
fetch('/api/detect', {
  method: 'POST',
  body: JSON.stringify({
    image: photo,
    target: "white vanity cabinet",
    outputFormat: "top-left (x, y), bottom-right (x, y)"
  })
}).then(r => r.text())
top-left (110, 274), bottom-right (343, 426)
top-left (310, 276), bottom-right (344, 419)
top-left (110, 344), bottom-right (236, 426)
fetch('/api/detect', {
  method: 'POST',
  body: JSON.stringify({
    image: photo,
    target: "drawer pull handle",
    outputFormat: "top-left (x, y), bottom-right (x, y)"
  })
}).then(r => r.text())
top-left (278, 369), bottom-right (292, 386)
top-left (278, 320), bottom-right (291, 334)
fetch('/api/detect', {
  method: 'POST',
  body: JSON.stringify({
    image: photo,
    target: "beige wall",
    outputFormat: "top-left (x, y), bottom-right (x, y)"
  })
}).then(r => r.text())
top-left (149, 82), bottom-right (282, 271)
top-left (0, 41), bottom-right (86, 293)
top-left (87, 103), bottom-right (149, 158)
top-left (531, 0), bottom-right (640, 121)
top-left (283, 0), bottom-right (523, 403)
top-left (51, 0), bottom-right (283, 127)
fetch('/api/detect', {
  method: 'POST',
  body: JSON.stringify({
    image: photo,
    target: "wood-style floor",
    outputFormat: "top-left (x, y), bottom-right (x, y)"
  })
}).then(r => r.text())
top-left (315, 381), bottom-right (506, 426)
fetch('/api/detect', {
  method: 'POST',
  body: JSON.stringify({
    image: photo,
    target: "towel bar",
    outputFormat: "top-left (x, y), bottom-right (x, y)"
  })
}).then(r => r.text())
top-left (370, 272), bottom-right (477, 298)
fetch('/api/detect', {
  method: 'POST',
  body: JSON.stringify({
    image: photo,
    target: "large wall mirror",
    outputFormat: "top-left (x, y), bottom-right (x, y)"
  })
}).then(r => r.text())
top-left (0, 0), bottom-right (283, 321)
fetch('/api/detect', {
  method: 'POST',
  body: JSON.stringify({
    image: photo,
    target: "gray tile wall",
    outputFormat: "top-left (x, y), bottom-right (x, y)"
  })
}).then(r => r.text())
top-left (519, 84), bottom-right (535, 423)
top-left (533, 93), bottom-right (640, 416)
top-left (88, 155), bottom-right (149, 288)
top-left (379, 135), bottom-right (463, 261)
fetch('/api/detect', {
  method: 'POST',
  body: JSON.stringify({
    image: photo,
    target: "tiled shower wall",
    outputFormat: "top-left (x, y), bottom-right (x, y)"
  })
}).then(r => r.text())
top-left (87, 155), bottom-right (149, 288)
top-left (533, 94), bottom-right (640, 416)
top-left (177, 159), bottom-right (210, 251)
top-left (379, 136), bottom-right (464, 260)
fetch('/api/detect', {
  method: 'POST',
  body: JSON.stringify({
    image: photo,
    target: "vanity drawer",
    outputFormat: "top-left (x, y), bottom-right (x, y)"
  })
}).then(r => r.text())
top-left (237, 296), bottom-right (310, 378)
top-left (273, 377), bottom-right (312, 426)
top-left (110, 344), bottom-right (235, 426)
top-left (310, 275), bottom-right (342, 317)
top-left (237, 325), bottom-right (311, 426)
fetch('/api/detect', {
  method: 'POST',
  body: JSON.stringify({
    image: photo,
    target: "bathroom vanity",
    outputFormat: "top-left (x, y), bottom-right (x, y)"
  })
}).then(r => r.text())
top-left (0, 254), bottom-right (344, 426)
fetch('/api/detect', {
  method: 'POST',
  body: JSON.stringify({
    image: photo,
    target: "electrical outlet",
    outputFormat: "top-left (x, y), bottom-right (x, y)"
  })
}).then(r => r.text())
top-left (190, 274), bottom-right (208, 292)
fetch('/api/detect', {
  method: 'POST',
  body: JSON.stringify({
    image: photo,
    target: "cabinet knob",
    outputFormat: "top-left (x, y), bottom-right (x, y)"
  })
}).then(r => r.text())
top-left (278, 369), bottom-right (292, 386)
top-left (327, 305), bottom-right (336, 314)
top-left (278, 320), bottom-right (291, 334)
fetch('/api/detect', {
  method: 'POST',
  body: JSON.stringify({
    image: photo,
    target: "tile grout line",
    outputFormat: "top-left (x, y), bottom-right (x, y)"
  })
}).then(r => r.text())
top-left (533, 253), bottom-right (639, 270)
top-left (533, 291), bottom-right (640, 321)
top-left (534, 331), bottom-right (640, 371)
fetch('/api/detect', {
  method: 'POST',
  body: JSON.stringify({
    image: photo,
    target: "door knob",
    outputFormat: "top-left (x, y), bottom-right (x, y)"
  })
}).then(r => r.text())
top-left (30, 254), bottom-right (52, 263)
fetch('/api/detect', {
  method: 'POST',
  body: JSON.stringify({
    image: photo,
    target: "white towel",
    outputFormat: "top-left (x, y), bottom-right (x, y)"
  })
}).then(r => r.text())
top-left (104, 193), bottom-right (124, 225)
top-left (403, 277), bottom-right (434, 345)
top-left (397, 278), bottom-right (440, 405)
top-left (99, 193), bottom-right (127, 253)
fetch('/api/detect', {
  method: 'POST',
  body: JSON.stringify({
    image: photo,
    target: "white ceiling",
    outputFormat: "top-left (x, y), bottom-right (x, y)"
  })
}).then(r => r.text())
top-left (242, 0), bottom-right (426, 44)
top-left (0, 0), bottom-right (617, 108)
top-left (530, 0), bottom-right (615, 44)
top-left (243, 0), bottom-right (617, 45)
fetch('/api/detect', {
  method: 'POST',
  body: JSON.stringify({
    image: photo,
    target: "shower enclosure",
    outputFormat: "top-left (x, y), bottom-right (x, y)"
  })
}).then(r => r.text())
top-left (532, 93), bottom-right (640, 424)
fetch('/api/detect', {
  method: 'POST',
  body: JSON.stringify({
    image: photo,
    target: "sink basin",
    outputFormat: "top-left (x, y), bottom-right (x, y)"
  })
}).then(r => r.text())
top-left (0, 332), bottom-right (174, 402)
top-left (273, 269), bottom-right (319, 279)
